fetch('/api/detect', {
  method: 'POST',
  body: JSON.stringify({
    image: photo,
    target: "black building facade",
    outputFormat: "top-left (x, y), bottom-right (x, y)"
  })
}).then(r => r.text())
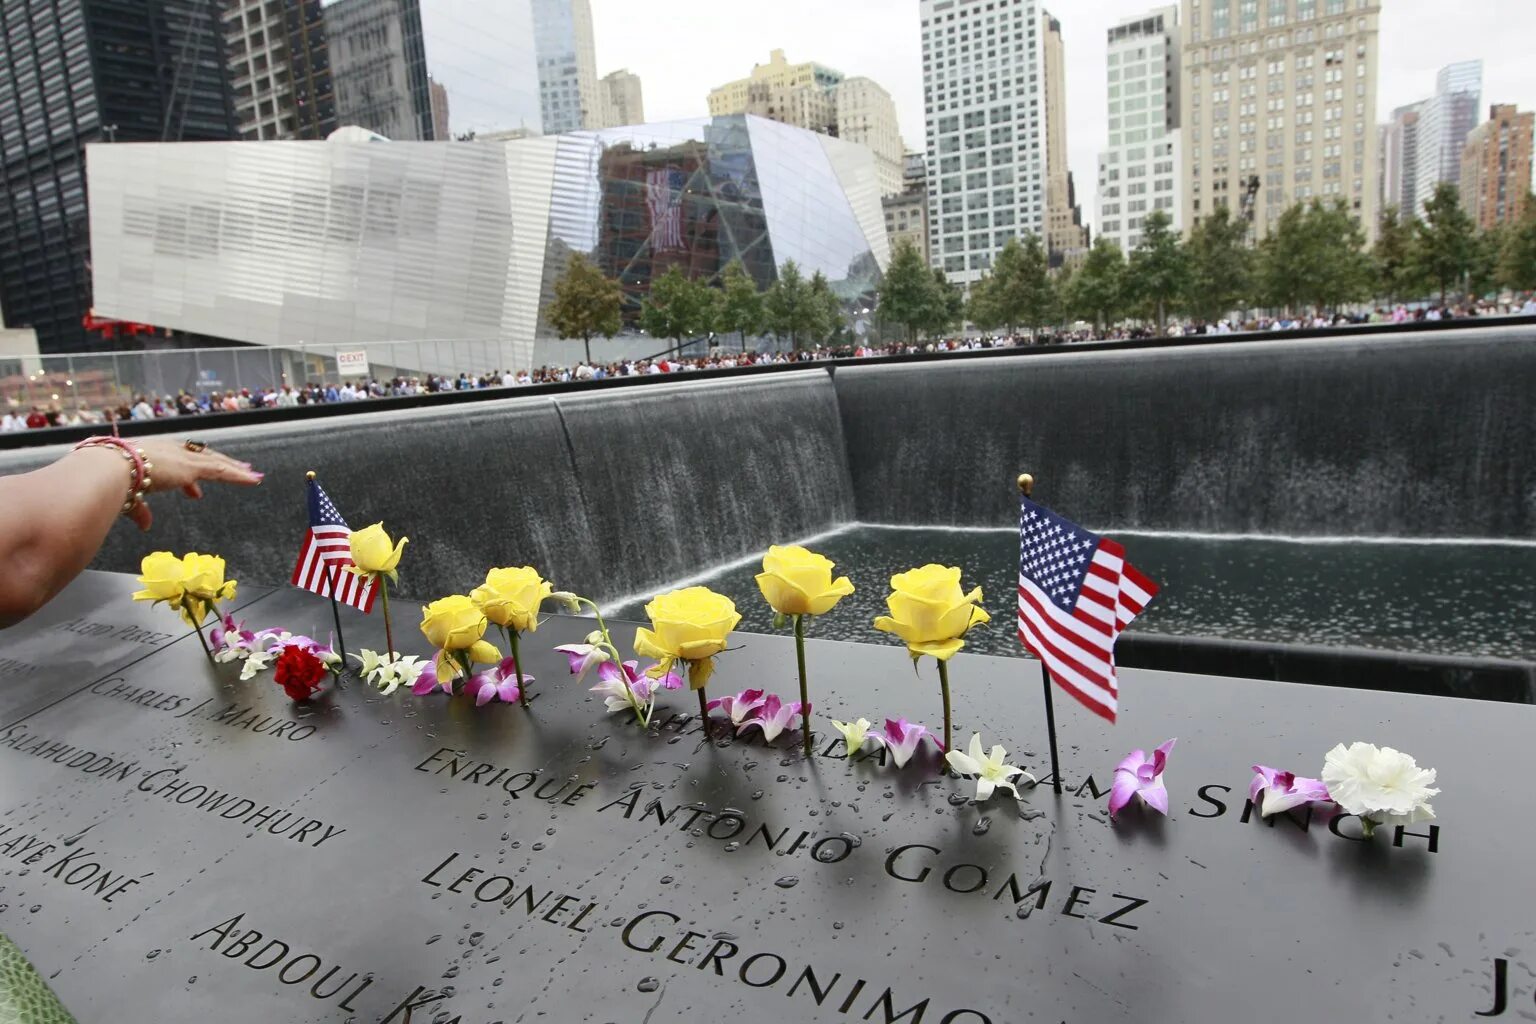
top-left (0, 0), bottom-right (238, 353)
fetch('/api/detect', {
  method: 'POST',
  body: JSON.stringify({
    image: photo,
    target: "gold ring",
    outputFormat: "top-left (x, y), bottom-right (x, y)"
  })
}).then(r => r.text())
top-left (184, 439), bottom-right (208, 453)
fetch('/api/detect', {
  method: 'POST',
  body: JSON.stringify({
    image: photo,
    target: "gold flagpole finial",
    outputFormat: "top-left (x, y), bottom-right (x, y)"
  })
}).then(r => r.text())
top-left (1017, 473), bottom-right (1034, 496)
top-left (305, 471), bottom-right (316, 481)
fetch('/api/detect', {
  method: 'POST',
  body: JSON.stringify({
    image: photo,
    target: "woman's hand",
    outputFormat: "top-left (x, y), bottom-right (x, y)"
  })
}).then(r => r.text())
top-left (127, 439), bottom-right (263, 531)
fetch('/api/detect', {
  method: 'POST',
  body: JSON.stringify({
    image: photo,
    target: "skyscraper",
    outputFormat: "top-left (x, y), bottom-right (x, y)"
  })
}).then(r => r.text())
top-left (1041, 11), bottom-right (1089, 267)
top-left (920, 0), bottom-right (1049, 285)
top-left (1097, 6), bottom-right (1182, 253)
top-left (1460, 104), bottom-right (1534, 230)
top-left (706, 50), bottom-right (842, 136)
top-left (833, 77), bottom-right (905, 197)
top-left (1179, 0), bottom-right (1381, 240)
top-left (531, 0), bottom-right (601, 133)
top-left (1380, 102), bottom-right (1423, 219)
top-left (223, 0), bottom-right (336, 140)
top-left (327, 0), bottom-right (434, 139)
top-left (429, 76), bottom-right (450, 140)
top-left (598, 70), bottom-right (645, 128)
top-left (415, 0), bottom-right (541, 138)
top-left (0, 0), bottom-right (238, 352)
top-left (1412, 60), bottom-right (1481, 216)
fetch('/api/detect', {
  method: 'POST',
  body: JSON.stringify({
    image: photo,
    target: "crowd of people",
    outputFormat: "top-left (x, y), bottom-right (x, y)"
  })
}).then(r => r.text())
top-left (4, 297), bottom-right (1531, 433)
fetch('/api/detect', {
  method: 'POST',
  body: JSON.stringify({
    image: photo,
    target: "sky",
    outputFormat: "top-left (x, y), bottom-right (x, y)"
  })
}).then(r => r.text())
top-left (571, 0), bottom-right (1535, 231)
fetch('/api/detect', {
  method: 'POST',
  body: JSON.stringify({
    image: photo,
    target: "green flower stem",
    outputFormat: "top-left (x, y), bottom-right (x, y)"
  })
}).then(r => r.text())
top-left (193, 614), bottom-right (214, 663)
top-left (379, 580), bottom-right (396, 662)
top-left (794, 614), bottom-right (811, 750)
top-left (509, 629), bottom-right (527, 708)
top-left (937, 660), bottom-right (953, 753)
top-left (1359, 816), bottom-right (1379, 840)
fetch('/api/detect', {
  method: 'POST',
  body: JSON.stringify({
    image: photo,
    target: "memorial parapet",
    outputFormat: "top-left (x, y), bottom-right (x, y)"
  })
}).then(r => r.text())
top-left (0, 571), bottom-right (272, 729)
top-left (0, 580), bottom-right (1523, 1022)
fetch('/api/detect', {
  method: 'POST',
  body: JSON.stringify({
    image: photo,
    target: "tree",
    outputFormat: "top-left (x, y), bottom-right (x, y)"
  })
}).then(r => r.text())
top-left (1467, 224), bottom-right (1504, 300)
top-left (806, 271), bottom-right (844, 345)
top-left (763, 259), bottom-right (819, 349)
top-left (1302, 199), bottom-right (1373, 312)
top-left (1500, 194), bottom-right (1536, 292)
top-left (1410, 182), bottom-right (1477, 304)
top-left (544, 254), bottom-right (622, 364)
top-left (878, 240), bottom-right (942, 342)
top-left (639, 266), bottom-right (713, 351)
top-left (997, 234), bottom-right (1056, 334)
top-left (714, 259), bottom-right (764, 351)
top-left (1371, 205), bottom-right (1418, 304)
top-left (1063, 236), bottom-right (1126, 331)
top-left (929, 268), bottom-right (965, 336)
top-left (1126, 209), bottom-right (1187, 332)
top-left (965, 272), bottom-right (1004, 331)
top-left (1182, 206), bottom-right (1252, 322)
top-left (1257, 199), bottom-right (1371, 313)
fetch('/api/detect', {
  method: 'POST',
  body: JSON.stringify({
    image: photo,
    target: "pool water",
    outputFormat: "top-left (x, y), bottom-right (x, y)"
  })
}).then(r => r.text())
top-left (608, 526), bottom-right (1536, 662)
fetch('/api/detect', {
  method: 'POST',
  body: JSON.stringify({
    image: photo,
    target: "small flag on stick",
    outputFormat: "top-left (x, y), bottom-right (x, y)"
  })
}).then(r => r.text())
top-left (292, 475), bottom-right (376, 614)
top-left (1015, 475), bottom-right (1159, 790)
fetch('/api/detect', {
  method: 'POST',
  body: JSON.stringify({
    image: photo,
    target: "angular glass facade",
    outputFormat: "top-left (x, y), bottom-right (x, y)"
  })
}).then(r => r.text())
top-left (85, 115), bottom-right (889, 370)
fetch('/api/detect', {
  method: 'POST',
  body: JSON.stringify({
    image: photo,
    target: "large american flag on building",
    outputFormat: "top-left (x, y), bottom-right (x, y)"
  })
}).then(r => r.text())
top-left (1017, 495), bottom-right (1158, 722)
top-left (291, 478), bottom-right (376, 613)
top-left (646, 167), bottom-right (685, 251)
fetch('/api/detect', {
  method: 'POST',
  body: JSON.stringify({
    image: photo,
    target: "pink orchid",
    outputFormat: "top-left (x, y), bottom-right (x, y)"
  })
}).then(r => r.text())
top-left (1249, 765), bottom-right (1332, 818)
top-left (465, 658), bottom-right (529, 706)
top-left (1109, 739), bottom-right (1177, 818)
top-left (209, 613), bottom-right (255, 654)
top-left (554, 642), bottom-right (609, 682)
top-left (879, 718), bottom-right (943, 768)
top-left (410, 659), bottom-right (448, 696)
top-left (591, 660), bottom-right (676, 716)
top-left (736, 694), bottom-right (807, 742)
top-left (706, 688), bottom-right (767, 727)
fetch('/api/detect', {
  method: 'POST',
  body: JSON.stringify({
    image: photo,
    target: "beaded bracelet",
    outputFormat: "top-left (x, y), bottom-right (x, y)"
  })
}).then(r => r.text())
top-left (72, 436), bottom-right (154, 515)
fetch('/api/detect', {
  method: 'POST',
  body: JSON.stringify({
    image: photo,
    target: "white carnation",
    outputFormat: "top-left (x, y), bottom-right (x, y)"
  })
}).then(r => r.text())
top-left (1321, 742), bottom-right (1439, 827)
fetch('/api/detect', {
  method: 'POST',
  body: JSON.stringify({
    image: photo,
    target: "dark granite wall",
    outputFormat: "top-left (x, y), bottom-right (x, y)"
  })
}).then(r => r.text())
top-left (834, 326), bottom-right (1536, 537)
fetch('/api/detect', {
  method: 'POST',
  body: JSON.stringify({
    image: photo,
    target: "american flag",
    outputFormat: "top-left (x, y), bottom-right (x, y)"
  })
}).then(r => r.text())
top-left (1016, 495), bottom-right (1158, 722)
top-left (646, 167), bottom-right (685, 251)
top-left (291, 478), bottom-right (377, 613)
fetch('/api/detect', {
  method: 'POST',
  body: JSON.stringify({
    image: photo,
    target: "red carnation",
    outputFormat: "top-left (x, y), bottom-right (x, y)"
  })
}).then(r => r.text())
top-left (273, 646), bottom-right (327, 701)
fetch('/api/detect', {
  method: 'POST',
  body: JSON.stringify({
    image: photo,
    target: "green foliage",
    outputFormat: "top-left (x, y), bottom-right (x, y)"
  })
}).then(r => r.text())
top-left (544, 254), bottom-right (622, 363)
top-left (1498, 195), bottom-right (1536, 292)
top-left (713, 259), bottom-right (764, 350)
top-left (965, 272), bottom-right (1003, 331)
top-left (931, 269), bottom-right (965, 336)
top-left (1467, 223), bottom-right (1504, 299)
top-left (806, 271), bottom-right (845, 344)
top-left (1371, 205), bottom-right (1420, 304)
top-left (1410, 183), bottom-right (1477, 303)
top-left (763, 260), bottom-right (819, 349)
top-left (1182, 206), bottom-right (1252, 322)
top-left (1126, 210), bottom-right (1188, 331)
top-left (1062, 236), bottom-right (1126, 330)
top-left (639, 266), bottom-right (713, 345)
top-left (967, 235), bottom-right (1054, 334)
top-left (878, 240), bottom-right (944, 342)
top-left (1256, 199), bottom-right (1371, 312)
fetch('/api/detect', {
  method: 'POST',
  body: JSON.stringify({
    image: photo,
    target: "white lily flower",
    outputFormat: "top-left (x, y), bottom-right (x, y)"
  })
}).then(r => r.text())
top-left (830, 717), bottom-right (882, 757)
top-left (239, 651), bottom-right (274, 681)
top-left (352, 648), bottom-right (385, 679)
top-left (945, 733), bottom-right (1034, 802)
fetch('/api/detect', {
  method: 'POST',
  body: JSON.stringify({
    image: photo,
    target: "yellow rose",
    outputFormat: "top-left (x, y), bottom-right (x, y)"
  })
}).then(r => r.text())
top-left (181, 553), bottom-right (237, 604)
top-left (873, 564), bottom-right (991, 662)
top-left (132, 551), bottom-right (190, 606)
top-left (349, 523), bottom-right (407, 578)
top-left (471, 566), bottom-right (553, 634)
top-left (633, 586), bottom-right (741, 690)
top-left (420, 595), bottom-right (501, 678)
top-left (132, 551), bottom-right (236, 627)
top-left (754, 545), bottom-right (855, 617)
